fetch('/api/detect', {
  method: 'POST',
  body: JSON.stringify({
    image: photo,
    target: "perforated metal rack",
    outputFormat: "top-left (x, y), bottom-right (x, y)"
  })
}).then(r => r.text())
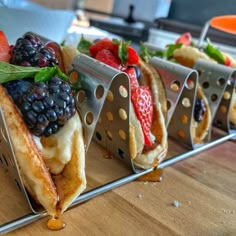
top-left (0, 51), bottom-right (235, 234)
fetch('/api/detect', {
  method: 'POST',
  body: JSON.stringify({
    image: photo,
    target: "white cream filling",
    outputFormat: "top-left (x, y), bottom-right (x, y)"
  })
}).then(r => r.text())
top-left (33, 113), bottom-right (82, 174)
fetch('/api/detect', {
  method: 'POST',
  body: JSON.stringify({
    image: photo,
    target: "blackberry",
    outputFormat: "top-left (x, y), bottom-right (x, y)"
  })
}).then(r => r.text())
top-left (4, 80), bottom-right (33, 105)
top-left (194, 98), bottom-right (206, 122)
top-left (10, 33), bottom-right (58, 67)
top-left (5, 77), bottom-right (76, 137)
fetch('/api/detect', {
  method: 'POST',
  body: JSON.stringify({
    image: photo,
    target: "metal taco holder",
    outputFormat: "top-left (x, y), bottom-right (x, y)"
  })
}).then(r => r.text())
top-left (0, 35), bottom-right (236, 234)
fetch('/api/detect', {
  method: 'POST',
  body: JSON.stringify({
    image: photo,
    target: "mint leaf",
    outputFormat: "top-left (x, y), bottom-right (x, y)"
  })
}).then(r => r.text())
top-left (139, 42), bottom-right (166, 62)
top-left (204, 41), bottom-right (225, 64)
top-left (0, 62), bottom-right (67, 84)
top-left (118, 42), bottom-right (129, 64)
top-left (112, 39), bottom-right (131, 65)
top-left (34, 66), bottom-right (58, 82)
top-left (56, 67), bottom-right (68, 81)
top-left (0, 62), bottom-right (40, 83)
top-left (34, 66), bottom-right (67, 82)
top-left (60, 40), bottom-right (65, 47)
top-left (164, 43), bottom-right (182, 59)
top-left (77, 35), bottom-right (92, 55)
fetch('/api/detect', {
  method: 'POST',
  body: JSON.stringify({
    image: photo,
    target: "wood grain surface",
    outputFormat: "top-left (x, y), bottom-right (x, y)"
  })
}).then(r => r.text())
top-left (0, 136), bottom-right (235, 236)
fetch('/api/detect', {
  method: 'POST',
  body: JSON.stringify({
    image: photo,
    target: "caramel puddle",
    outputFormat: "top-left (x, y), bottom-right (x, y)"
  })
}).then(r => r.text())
top-left (47, 216), bottom-right (66, 231)
top-left (137, 168), bottom-right (163, 182)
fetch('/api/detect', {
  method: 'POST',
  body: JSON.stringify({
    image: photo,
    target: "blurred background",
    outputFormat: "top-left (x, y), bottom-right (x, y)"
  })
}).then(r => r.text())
top-left (1, 0), bottom-right (236, 53)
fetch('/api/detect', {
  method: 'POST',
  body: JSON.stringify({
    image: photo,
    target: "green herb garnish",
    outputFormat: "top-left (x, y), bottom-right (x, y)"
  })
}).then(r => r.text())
top-left (77, 35), bottom-right (92, 55)
top-left (0, 62), bottom-right (67, 84)
top-left (139, 42), bottom-right (181, 62)
top-left (112, 39), bottom-right (131, 65)
top-left (139, 42), bottom-right (162, 62)
top-left (34, 66), bottom-right (67, 82)
top-left (164, 43), bottom-right (182, 59)
top-left (204, 39), bottom-right (225, 64)
top-left (60, 40), bottom-right (65, 47)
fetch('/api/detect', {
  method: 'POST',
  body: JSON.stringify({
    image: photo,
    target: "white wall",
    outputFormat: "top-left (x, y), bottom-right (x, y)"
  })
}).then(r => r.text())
top-left (112, 0), bottom-right (172, 22)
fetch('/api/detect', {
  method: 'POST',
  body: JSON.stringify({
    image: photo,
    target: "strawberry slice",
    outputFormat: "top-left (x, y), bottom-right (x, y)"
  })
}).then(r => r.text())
top-left (224, 54), bottom-right (232, 66)
top-left (89, 38), bottom-right (115, 58)
top-left (0, 31), bottom-right (11, 63)
top-left (175, 32), bottom-right (192, 46)
top-left (127, 46), bottom-right (139, 65)
top-left (112, 43), bottom-right (139, 66)
top-left (131, 86), bottom-right (153, 146)
top-left (123, 66), bottom-right (139, 89)
top-left (95, 49), bottom-right (121, 70)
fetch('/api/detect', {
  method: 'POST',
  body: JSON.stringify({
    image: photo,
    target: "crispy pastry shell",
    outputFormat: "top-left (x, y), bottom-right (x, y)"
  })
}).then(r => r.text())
top-left (192, 85), bottom-right (212, 144)
top-left (172, 46), bottom-right (212, 143)
top-left (130, 59), bottom-right (168, 169)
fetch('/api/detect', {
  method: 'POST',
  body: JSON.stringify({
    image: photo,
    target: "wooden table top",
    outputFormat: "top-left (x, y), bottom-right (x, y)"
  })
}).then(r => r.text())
top-left (0, 134), bottom-right (236, 236)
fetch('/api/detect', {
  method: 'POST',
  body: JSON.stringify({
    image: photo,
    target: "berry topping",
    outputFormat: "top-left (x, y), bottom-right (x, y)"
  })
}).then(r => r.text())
top-left (89, 38), bottom-right (115, 58)
top-left (126, 46), bottom-right (139, 65)
top-left (0, 31), bottom-right (11, 63)
top-left (194, 98), bottom-right (206, 122)
top-left (88, 38), bottom-right (138, 66)
top-left (175, 32), bottom-right (192, 46)
top-left (131, 86), bottom-right (153, 146)
top-left (10, 33), bottom-right (58, 68)
top-left (87, 37), bottom-right (153, 146)
top-left (95, 49), bottom-right (121, 70)
top-left (5, 77), bottom-right (76, 137)
top-left (224, 54), bottom-right (232, 66)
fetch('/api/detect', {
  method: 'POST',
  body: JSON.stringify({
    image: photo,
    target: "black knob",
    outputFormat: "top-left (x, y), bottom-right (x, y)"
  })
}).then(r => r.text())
top-left (125, 4), bottom-right (135, 23)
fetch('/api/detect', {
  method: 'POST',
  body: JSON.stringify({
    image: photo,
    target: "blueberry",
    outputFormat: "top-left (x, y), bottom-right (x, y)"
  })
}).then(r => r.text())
top-left (194, 98), bottom-right (206, 122)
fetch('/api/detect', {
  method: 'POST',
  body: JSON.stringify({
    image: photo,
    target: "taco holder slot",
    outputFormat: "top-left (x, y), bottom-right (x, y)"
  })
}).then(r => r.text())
top-left (0, 55), bottom-right (236, 234)
top-left (194, 59), bottom-right (236, 135)
top-left (150, 57), bottom-right (198, 148)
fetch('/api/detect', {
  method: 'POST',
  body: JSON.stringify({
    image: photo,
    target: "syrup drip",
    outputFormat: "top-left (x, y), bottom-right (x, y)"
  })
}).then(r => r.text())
top-left (47, 216), bottom-right (66, 231)
top-left (137, 168), bottom-right (164, 182)
top-left (103, 152), bottom-right (113, 159)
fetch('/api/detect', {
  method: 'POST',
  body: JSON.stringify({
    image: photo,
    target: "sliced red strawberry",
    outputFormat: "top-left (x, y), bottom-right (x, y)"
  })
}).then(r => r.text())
top-left (112, 44), bottom-right (139, 66)
top-left (175, 32), bottom-right (192, 46)
top-left (127, 46), bottom-right (139, 65)
top-left (0, 31), bottom-right (11, 62)
top-left (95, 49), bottom-right (121, 70)
top-left (224, 54), bottom-right (232, 66)
top-left (123, 66), bottom-right (139, 89)
top-left (89, 38), bottom-right (115, 58)
top-left (131, 86), bottom-right (153, 146)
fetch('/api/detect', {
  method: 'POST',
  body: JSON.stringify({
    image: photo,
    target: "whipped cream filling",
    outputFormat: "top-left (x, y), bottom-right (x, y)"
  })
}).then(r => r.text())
top-left (33, 113), bottom-right (82, 174)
